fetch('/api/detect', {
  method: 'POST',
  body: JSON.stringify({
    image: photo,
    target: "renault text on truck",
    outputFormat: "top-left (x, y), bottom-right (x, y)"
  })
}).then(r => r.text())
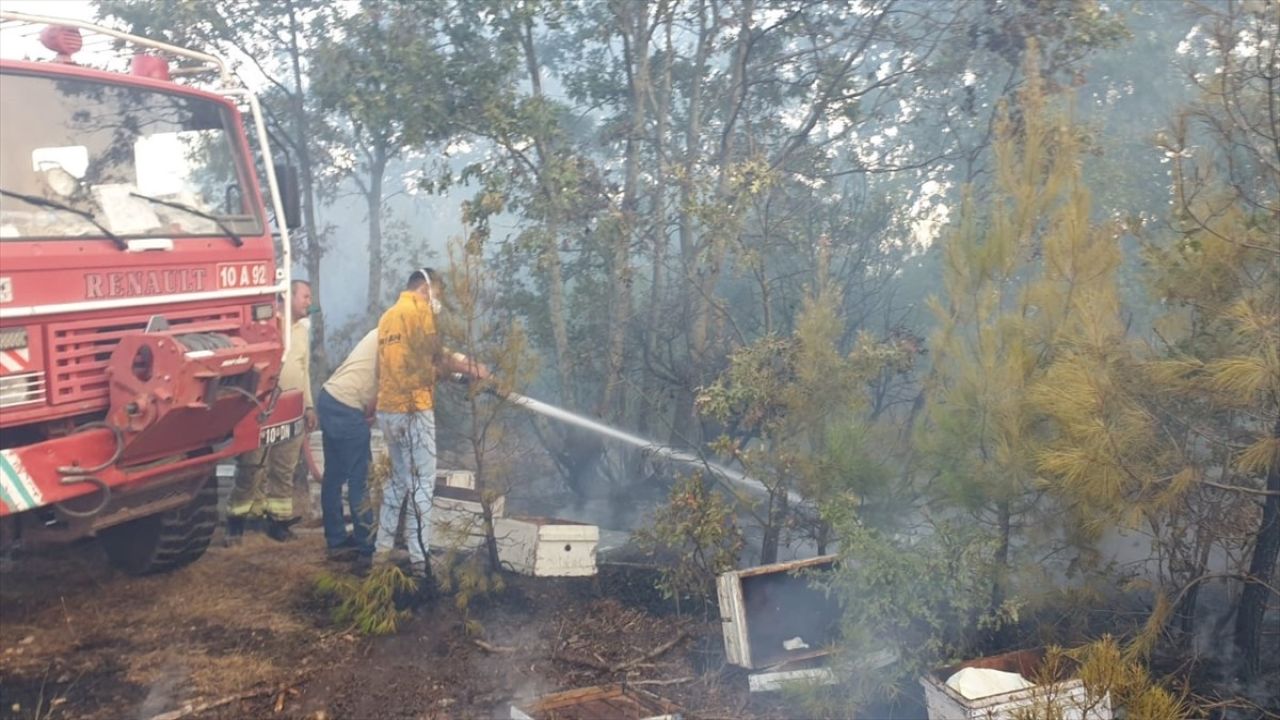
top-left (0, 12), bottom-right (304, 574)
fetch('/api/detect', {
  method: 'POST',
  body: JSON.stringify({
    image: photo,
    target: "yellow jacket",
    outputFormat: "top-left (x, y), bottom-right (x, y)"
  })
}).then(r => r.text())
top-left (376, 291), bottom-right (439, 413)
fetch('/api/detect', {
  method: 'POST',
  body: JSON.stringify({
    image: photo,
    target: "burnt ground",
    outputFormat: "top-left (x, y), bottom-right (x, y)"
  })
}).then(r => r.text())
top-left (0, 531), bottom-right (794, 720)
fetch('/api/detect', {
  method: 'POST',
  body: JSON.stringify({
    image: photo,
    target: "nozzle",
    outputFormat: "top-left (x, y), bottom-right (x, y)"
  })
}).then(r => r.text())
top-left (449, 372), bottom-right (502, 398)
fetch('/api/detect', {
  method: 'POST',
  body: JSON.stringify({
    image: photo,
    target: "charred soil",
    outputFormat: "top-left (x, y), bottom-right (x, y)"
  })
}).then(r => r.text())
top-left (1, 533), bottom-right (796, 719)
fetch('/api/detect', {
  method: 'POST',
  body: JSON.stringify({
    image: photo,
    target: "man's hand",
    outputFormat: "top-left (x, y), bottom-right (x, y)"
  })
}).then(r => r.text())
top-left (470, 362), bottom-right (493, 382)
top-left (449, 351), bottom-right (492, 382)
top-left (304, 407), bottom-right (318, 433)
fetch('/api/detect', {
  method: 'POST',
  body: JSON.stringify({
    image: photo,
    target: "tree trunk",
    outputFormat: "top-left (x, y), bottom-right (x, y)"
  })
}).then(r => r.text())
top-left (1234, 415), bottom-right (1280, 678)
top-left (365, 148), bottom-right (387, 316)
top-left (671, 0), bottom-right (713, 449)
top-left (638, 7), bottom-right (674, 437)
top-left (519, 16), bottom-right (576, 410)
top-left (600, 0), bottom-right (650, 424)
top-left (760, 485), bottom-right (787, 564)
top-left (987, 499), bottom-right (1013, 648)
top-left (688, 0), bottom-right (752, 375)
top-left (286, 0), bottom-right (327, 377)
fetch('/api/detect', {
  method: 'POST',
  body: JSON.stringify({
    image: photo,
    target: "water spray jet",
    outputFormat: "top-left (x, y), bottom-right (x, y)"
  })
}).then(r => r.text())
top-left (491, 387), bottom-right (803, 506)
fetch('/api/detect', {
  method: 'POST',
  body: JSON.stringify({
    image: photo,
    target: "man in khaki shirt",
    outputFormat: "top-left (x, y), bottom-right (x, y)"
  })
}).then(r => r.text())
top-left (318, 329), bottom-right (378, 562)
top-left (226, 280), bottom-right (316, 543)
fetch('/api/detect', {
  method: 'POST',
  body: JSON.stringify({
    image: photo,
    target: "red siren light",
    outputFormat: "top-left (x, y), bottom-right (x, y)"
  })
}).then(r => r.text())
top-left (39, 25), bottom-right (83, 63)
top-left (131, 53), bottom-right (171, 81)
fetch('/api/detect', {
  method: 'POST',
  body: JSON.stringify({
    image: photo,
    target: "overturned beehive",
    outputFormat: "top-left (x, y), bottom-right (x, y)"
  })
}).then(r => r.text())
top-left (921, 648), bottom-right (1113, 720)
top-left (717, 555), bottom-right (841, 670)
top-left (509, 684), bottom-right (681, 720)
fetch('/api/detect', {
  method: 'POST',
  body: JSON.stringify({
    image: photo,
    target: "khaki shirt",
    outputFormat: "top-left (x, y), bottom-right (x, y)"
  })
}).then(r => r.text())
top-left (323, 329), bottom-right (378, 412)
top-left (377, 291), bottom-right (438, 413)
top-left (278, 318), bottom-right (313, 410)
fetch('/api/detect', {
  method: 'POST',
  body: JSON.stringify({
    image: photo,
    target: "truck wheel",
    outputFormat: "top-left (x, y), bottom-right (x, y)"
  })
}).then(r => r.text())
top-left (99, 474), bottom-right (218, 575)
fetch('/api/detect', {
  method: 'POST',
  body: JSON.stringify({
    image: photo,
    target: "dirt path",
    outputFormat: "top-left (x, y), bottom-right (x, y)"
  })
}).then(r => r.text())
top-left (1, 533), bottom-right (772, 719)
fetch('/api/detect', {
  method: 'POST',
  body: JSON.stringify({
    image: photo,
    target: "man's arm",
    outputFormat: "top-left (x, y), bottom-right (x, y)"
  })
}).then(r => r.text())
top-left (440, 347), bottom-right (491, 381)
top-left (299, 322), bottom-right (317, 431)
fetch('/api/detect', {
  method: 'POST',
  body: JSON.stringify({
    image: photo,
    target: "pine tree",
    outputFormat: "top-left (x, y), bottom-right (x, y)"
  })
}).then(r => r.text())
top-left (436, 233), bottom-right (539, 576)
top-left (698, 237), bottom-right (912, 563)
top-left (924, 48), bottom-right (1122, 634)
top-left (1033, 2), bottom-right (1279, 678)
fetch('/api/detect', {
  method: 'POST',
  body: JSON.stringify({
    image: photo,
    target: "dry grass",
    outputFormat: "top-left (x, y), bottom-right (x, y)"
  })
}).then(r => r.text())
top-left (0, 531), bottom-right (335, 717)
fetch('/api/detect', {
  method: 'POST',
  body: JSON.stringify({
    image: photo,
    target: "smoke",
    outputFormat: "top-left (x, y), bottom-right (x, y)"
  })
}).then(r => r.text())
top-left (134, 660), bottom-right (188, 720)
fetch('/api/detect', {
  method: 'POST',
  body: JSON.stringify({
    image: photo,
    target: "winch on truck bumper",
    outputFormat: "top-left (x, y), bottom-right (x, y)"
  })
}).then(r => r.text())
top-left (0, 323), bottom-right (302, 536)
top-left (106, 324), bottom-right (281, 464)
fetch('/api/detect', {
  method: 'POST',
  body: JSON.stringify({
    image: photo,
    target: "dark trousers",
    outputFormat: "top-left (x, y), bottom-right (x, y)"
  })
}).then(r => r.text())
top-left (318, 389), bottom-right (374, 554)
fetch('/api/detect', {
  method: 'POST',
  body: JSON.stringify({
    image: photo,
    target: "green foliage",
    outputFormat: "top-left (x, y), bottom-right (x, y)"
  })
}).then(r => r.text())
top-left (699, 249), bottom-right (916, 559)
top-left (313, 564), bottom-right (418, 636)
top-left (814, 418), bottom-right (898, 526)
top-left (634, 475), bottom-right (744, 616)
top-left (1059, 636), bottom-right (1190, 720)
top-left (437, 236), bottom-right (541, 574)
top-left (800, 518), bottom-right (1001, 714)
top-left (310, 0), bottom-right (513, 147)
top-left (922, 47), bottom-right (1124, 626)
top-left (437, 550), bottom-right (506, 635)
top-left (1028, 1), bottom-right (1279, 677)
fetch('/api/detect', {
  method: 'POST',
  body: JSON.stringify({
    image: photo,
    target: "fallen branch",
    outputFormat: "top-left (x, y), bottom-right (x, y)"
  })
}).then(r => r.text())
top-left (554, 630), bottom-right (692, 674)
top-left (611, 630), bottom-right (690, 673)
top-left (628, 676), bottom-right (695, 687)
top-left (149, 688), bottom-right (277, 720)
top-left (554, 651), bottom-right (615, 673)
top-left (473, 639), bottom-right (516, 654)
top-left (149, 671), bottom-right (315, 720)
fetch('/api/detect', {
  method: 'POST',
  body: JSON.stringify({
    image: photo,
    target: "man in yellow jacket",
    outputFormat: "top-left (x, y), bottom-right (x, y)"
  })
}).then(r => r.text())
top-left (375, 267), bottom-right (487, 578)
top-left (227, 280), bottom-right (317, 543)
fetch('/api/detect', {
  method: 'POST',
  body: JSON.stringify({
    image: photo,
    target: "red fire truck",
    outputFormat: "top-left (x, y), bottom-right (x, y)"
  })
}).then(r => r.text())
top-left (0, 12), bottom-right (304, 573)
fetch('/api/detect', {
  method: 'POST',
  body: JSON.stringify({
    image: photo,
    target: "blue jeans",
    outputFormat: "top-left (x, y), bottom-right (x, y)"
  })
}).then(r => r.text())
top-left (318, 389), bottom-right (374, 555)
top-left (376, 410), bottom-right (436, 565)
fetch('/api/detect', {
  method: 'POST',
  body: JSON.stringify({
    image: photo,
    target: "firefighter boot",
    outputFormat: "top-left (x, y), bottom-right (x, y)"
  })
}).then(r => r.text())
top-left (265, 515), bottom-right (301, 543)
top-left (224, 515), bottom-right (245, 547)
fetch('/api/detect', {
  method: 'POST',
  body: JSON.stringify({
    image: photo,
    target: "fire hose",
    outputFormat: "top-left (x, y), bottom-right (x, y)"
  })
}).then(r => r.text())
top-left (299, 377), bottom-right (797, 504)
top-left (498, 389), bottom-right (800, 504)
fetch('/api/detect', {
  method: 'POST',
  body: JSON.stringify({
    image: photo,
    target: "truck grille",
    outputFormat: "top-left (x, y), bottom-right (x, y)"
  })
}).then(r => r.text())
top-left (47, 308), bottom-right (244, 405)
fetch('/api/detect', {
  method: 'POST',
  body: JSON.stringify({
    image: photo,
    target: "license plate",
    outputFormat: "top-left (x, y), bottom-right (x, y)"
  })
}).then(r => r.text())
top-left (260, 417), bottom-right (304, 446)
top-left (216, 262), bottom-right (271, 289)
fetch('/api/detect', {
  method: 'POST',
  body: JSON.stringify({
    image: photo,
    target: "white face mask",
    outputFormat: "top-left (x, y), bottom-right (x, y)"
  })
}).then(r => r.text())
top-left (420, 268), bottom-right (442, 314)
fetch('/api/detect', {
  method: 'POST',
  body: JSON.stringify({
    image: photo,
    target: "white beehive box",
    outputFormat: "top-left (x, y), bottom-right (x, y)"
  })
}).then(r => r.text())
top-left (430, 483), bottom-right (505, 551)
top-left (717, 555), bottom-right (840, 669)
top-left (921, 649), bottom-right (1113, 720)
top-left (495, 517), bottom-right (598, 577)
top-left (437, 469), bottom-right (475, 490)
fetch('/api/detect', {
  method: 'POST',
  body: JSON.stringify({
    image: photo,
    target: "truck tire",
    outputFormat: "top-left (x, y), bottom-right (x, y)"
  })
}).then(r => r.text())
top-left (99, 474), bottom-right (218, 575)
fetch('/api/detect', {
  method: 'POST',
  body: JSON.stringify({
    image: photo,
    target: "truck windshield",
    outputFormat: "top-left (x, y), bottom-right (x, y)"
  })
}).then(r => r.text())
top-left (0, 71), bottom-right (263, 241)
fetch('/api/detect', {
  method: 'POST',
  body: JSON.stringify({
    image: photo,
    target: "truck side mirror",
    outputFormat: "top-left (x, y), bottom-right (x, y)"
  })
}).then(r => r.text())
top-left (273, 162), bottom-right (302, 230)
